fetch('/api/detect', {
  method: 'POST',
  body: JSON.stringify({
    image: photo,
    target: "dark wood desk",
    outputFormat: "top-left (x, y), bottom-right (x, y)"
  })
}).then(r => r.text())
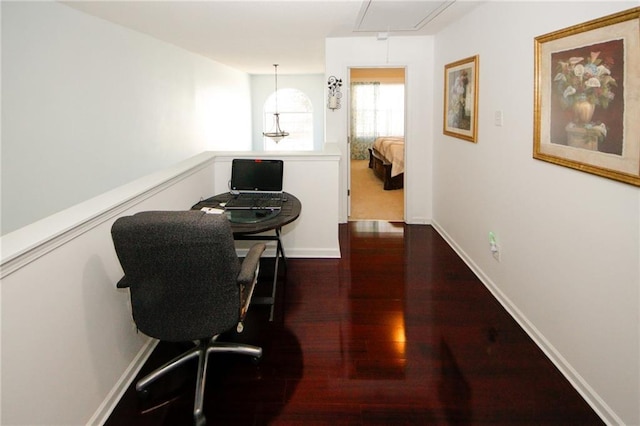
top-left (192, 192), bottom-right (301, 320)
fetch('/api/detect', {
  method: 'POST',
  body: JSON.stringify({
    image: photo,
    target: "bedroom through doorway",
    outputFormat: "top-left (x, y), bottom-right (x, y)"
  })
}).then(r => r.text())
top-left (348, 67), bottom-right (405, 222)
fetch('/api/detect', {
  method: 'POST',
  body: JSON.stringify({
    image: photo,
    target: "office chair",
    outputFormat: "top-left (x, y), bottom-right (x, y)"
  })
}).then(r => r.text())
top-left (111, 210), bottom-right (266, 426)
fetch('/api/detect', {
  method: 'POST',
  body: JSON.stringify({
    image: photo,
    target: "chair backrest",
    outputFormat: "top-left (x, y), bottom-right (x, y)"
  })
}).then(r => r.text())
top-left (111, 211), bottom-right (241, 342)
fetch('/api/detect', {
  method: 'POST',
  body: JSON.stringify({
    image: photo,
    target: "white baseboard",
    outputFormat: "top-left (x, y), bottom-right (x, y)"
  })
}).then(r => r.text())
top-left (285, 248), bottom-right (341, 258)
top-left (430, 220), bottom-right (621, 426)
top-left (87, 339), bottom-right (157, 426)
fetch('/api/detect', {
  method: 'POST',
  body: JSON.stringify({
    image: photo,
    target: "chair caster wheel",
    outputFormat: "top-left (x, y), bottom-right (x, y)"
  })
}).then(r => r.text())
top-left (195, 413), bottom-right (206, 426)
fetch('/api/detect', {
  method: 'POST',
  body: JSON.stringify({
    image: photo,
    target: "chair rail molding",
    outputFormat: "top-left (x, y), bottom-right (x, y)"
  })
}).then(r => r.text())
top-left (1, 152), bottom-right (217, 280)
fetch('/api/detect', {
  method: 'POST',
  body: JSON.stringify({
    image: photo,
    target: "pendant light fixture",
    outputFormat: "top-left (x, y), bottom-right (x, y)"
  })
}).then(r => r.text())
top-left (263, 64), bottom-right (289, 143)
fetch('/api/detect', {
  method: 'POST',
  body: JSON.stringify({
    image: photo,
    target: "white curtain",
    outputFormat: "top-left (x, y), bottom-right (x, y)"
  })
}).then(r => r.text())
top-left (350, 82), bottom-right (404, 160)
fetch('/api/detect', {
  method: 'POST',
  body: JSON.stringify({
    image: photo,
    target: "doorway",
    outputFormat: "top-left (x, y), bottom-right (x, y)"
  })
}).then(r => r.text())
top-left (348, 67), bottom-right (406, 222)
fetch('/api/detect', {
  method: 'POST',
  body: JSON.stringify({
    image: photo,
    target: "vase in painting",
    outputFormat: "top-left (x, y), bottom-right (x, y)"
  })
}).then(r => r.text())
top-left (572, 99), bottom-right (595, 124)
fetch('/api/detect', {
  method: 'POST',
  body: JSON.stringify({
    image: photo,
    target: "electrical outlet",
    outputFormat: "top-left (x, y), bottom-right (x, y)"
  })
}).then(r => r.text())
top-left (489, 231), bottom-right (500, 262)
top-left (492, 244), bottom-right (500, 262)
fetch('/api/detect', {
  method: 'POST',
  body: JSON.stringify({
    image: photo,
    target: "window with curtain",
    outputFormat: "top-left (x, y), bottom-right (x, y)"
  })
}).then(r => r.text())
top-left (350, 82), bottom-right (404, 159)
top-left (264, 88), bottom-right (313, 151)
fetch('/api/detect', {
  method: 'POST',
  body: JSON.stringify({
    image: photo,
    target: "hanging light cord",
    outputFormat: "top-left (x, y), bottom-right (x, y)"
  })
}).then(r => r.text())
top-left (273, 64), bottom-right (279, 114)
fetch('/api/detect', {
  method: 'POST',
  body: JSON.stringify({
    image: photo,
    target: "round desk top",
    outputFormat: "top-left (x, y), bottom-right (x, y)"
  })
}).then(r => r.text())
top-left (192, 192), bottom-right (301, 235)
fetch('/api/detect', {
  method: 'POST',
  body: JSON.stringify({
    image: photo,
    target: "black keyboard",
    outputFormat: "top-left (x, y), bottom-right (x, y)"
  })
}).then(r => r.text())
top-left (225, 193), bottom-right (283, 210)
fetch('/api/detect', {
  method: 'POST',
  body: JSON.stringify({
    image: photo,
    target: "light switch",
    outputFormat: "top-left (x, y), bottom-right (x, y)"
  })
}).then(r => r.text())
top-left (494, 110), bottom-right (504, 127)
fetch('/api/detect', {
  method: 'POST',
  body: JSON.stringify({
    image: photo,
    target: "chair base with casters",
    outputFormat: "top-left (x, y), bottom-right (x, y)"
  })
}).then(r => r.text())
top-left (135, 336), bottom-right (262, 426)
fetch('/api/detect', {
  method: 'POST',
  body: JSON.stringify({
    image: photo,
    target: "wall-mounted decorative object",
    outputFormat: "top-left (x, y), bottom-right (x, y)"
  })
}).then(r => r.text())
top-left (263, 64), bottom-right (289, 143)
top-left (534, 7), bottom-right (640, 186)
top-left (443, 55), bottom-right (479, 142)
top-left (327, 76), bottom-right (342, 110)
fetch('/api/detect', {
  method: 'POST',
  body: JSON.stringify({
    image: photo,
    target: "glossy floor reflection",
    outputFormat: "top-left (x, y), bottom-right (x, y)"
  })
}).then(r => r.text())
top-left (106, 222), bottom-right (603, 425)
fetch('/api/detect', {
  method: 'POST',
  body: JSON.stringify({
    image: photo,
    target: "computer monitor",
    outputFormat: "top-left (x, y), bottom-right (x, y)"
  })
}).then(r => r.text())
top-left (230, 159), bottom-right (284, 193)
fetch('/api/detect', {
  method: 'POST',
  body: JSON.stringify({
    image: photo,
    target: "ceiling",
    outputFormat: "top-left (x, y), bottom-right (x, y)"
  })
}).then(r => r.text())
top-left (62, 0), bottom-right (482, 75)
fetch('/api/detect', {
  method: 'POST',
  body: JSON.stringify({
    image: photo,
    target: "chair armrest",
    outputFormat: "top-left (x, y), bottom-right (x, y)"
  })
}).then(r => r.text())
top-left (237, 243), bottom-right (266, 286)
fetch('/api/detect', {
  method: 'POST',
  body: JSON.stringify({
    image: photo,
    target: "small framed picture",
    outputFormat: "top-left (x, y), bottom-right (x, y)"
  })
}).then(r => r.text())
top-left (443, 55), bottom-right (479, 142)
top-left (533, 7), bottom-right (640, 186)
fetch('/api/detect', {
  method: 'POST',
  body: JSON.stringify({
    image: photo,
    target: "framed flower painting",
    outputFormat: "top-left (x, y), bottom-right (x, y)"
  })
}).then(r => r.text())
top-left (534, 7), bottom-right (640, 186)
top-left (443, 55), bottom-right (479, 142)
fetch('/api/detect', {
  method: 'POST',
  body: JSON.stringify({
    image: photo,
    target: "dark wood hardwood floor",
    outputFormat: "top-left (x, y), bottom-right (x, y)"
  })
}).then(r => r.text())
top-left (105, 222), bottom-right (603, 425)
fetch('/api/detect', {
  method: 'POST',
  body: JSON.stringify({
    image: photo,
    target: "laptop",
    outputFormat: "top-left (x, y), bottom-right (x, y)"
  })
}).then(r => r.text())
top-left (224, 159), bottom-right (284, 210)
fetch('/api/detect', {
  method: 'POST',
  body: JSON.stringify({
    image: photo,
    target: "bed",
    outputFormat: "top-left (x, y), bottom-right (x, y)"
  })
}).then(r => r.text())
top-left (368, 137), bottom-right (404, 190)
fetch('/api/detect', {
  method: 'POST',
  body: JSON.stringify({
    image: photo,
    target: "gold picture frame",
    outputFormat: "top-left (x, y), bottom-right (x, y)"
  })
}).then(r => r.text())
top-left (443, 55), bottom-right (479, 142)
top-left (534, 7), bottom-right (640, 186)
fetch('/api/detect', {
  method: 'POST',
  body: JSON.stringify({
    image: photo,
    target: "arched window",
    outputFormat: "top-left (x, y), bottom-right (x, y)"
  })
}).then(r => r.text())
top-left (263, 88), bottom-right (313, 151)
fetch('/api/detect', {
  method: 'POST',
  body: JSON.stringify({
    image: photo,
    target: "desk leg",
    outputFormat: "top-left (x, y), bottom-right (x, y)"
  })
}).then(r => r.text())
top-left (275, 228), bottom-right (287, 271)
top-left (267, 228), bottom-right (286, 321)
top-left (268, 251), bottom-right (279, 321)
top-left (246, 228), bottom-right (287, 321)
top-left (255, 252), bottom-right (279, 321)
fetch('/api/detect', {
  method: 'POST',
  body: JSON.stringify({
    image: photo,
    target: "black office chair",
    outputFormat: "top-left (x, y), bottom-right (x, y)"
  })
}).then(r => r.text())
top-left (111, 210), bottom-right (266, 426)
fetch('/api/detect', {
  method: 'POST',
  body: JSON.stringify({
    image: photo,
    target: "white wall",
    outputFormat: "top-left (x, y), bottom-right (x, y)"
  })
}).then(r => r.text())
top-left (325, 36), bottom-right (434, 225)
top-left (432, 2), bottom-right (639, 424)
top-left (250, 73), bottom-right (325, 151)
top-left (1, 1), bottom-right (252, 235)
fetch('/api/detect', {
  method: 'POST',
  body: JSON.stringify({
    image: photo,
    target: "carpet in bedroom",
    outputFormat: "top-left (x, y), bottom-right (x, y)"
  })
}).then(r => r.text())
top-left (349, 159), bottom-right (403, 221)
